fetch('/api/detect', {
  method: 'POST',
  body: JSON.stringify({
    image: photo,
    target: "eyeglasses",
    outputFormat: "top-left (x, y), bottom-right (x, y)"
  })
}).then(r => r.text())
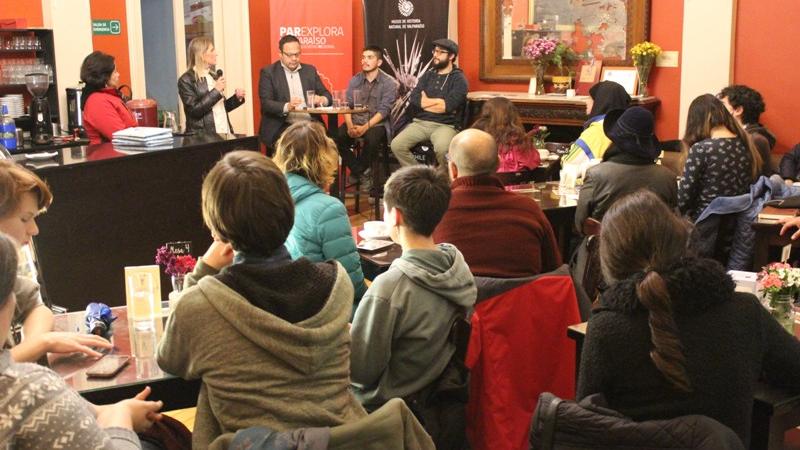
top-left (432, 48), bottom-right (450, 55)
top-left (281, 51), bottom-right (301, 59)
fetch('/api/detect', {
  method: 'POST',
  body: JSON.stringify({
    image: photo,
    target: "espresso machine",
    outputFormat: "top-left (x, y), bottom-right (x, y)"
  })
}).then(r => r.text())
top-left (25, 73), bottom-right (52, 145)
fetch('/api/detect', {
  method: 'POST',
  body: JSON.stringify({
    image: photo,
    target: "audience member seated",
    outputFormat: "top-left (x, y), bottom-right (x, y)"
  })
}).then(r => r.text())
top-left (390, 38), bottom-right (469, 169)
top-left (471, 97), bottom-right (540, 172)
top-left (575, 107), bottom-right (677, 230)
top-left (178, 37), bottom-right (245, 135)
top-left (0, 160), bottom-right (112, 362)
top-left (577, 190), bottom-right (800, 447)
top-left (80, 51), bottom-right (137, 145)
top-left (258, 35), bottom-right (332, 153)
top-left (350, 165), bottom-right (476, 413)
top-left (779, 142), bottom-right (800, 183)
top-left (433, 129), bottom-right (561, 277)
top-left (274, 121), bottom-right (367, 302)
top-left (561, 81), bottom-right (631, 174)
top-left (333, 45), bottom-right (399, 185)
top-left (718, 85), bottom-right (776, 175)
top-left (678, 94), bottom-right (761, 261)
top-left (157, 151), bottom-right (366, 448)
top-left (0, 233), bottom-right (163, 448)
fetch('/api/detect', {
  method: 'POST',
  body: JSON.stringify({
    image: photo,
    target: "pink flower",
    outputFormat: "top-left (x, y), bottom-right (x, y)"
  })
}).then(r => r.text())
top-left (761, 274), bottom-right (784, 290)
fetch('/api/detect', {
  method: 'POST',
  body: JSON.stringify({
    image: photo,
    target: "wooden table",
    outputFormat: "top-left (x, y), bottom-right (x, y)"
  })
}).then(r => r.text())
top-left (49, 306), bottom-right (200, 410)
top-left (567, 320), bottom-right (800, 450)
top-left (353, 226), bottom-right (402, 281)
top-left (467, 91), bottom-right (660, 128)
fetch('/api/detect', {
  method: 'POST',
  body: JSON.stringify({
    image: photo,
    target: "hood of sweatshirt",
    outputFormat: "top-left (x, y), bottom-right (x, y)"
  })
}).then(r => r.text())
top-left (390, 243), bottom-right (476, 309)
top-left (195, 258), bottom-right (354, 375)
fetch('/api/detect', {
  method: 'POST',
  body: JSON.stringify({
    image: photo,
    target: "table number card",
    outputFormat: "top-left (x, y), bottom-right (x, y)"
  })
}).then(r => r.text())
top-left (166, 241), bottom-right (192, 256)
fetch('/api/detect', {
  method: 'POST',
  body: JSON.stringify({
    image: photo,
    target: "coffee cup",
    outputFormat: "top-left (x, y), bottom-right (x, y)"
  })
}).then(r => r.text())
top-left (566, 88), bottom-right (576, 98)
top-left (363, 220), bottom-right (388, 237)
top-left (537, 149), bottom-right (550, 160)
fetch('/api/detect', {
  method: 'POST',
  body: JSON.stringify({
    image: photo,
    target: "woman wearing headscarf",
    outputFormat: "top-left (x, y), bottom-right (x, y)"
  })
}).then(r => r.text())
top-left (561, 81), bottom-right (631, 174)
top-left (575, 106), bottom-right (677, 230)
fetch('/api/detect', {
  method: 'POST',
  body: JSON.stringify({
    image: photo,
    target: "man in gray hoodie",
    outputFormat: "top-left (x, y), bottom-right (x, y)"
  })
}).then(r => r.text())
top-left (350, 165), bottom-right (477, 411)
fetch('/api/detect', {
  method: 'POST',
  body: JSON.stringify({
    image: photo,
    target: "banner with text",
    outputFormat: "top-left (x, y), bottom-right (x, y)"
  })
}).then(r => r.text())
top-left (363, 0), bottom-right (451, 127)
top-left (269, 0), bottom-right (352, 93)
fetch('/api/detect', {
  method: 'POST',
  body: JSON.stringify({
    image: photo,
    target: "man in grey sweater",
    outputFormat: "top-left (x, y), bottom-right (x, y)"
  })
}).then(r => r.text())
top-left (350, 165), bottom-right (477, 411)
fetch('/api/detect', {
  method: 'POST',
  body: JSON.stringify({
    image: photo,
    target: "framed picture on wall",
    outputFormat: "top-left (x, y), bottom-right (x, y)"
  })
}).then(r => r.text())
top-left (600, 66), bottom-right (640, 96)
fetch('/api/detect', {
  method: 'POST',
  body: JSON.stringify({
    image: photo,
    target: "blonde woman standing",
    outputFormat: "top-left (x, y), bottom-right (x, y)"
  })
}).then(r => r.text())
top-left (178, 36), bottom-right (245, 134)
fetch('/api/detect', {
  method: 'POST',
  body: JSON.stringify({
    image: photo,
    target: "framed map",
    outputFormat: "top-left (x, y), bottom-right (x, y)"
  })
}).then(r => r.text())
top-left (481, 0), bottom-right (650, 83)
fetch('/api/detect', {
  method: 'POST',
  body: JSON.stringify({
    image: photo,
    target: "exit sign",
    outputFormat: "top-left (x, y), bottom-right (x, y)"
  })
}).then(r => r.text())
top-left (92, 19), bottom-right (121, 35)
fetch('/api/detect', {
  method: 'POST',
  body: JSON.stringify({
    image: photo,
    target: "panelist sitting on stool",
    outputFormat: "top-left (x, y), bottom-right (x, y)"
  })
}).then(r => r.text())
top-left (258, 34), bottom-right (332, 153)
top-left (390, 38), bottom-right (468, 169)
top-left (333, 45), bottom-right (399, 186)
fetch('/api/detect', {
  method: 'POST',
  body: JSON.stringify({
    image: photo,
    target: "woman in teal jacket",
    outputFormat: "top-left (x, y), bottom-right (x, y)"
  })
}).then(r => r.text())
top-left (274, 121), bottom-right (367, 303)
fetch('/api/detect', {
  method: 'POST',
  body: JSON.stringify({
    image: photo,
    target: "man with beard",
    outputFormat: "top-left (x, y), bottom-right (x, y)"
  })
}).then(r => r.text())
top-left (334, 46), bottom-right (399, 185)
top-left (390, 38), bottom-right (469, 169)
top-left (259, 34), bottom-right (332, 153)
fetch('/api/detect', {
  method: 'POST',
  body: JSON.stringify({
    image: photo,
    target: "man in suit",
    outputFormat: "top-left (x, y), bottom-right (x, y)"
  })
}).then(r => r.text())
top-left (259, 35), bottom-right (332, 152)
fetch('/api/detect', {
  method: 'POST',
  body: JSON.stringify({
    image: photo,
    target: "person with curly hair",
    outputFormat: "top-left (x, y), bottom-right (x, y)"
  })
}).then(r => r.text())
top-left (718, 84), bottom-right (775, 175)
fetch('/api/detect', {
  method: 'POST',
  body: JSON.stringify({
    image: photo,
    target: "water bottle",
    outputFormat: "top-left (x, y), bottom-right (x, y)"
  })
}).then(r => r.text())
top-left (0, 106), bottom-right (16, 152)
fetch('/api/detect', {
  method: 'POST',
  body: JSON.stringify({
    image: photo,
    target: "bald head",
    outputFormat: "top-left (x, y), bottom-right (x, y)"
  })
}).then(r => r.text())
top-left (448, 129), bottom-right (498, 177)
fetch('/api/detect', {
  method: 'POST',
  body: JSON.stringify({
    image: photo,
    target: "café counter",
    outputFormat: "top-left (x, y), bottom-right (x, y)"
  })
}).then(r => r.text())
top-left (19, 133), bottom-right (259, 311)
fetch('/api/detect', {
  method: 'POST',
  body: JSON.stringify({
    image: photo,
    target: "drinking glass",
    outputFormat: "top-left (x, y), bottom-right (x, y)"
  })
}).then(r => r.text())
top-left (352, 89), bottom-right (363, 108)
top-left (305, 90), bottom-right (316, 109)
top-left (127, 272), bottom-right (156, 330)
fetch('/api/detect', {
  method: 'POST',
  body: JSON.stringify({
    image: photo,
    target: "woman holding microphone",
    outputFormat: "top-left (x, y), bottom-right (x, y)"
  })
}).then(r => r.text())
top-left (178, 37), bottom-right (245, 134)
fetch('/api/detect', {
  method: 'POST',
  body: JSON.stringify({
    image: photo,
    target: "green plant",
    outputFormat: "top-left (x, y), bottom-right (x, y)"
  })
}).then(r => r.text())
top-left (552, 42), bottom-right (579, 75)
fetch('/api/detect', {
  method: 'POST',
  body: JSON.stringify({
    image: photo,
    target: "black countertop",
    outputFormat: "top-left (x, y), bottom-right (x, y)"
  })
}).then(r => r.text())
top-left (12, 133), bottom-right (256, 173)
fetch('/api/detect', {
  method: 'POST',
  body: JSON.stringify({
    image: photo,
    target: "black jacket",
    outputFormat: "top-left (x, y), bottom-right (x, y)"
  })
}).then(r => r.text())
top-left (575, 157), bottom-right (677, 233)
top-left (530, 392), bottom-right (744, 450)
top-left (578, 257), bottom-right (800, 446)
top-left (258, 61), bottom-right (332, 147)
top-left (780, 143), bottom-right (800, 181)
top-left (178, 69), bottom-right (244, 134)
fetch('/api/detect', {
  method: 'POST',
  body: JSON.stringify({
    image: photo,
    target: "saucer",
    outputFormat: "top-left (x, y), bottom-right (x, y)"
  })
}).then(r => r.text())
top-left (24, 151), bottom-right (58, 160)
top-left (359, 230), bottom-right (391, 241)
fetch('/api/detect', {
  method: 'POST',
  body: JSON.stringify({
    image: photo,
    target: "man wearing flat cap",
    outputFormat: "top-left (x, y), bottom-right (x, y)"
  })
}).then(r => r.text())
top-left (390, 38), bottom-right (469, 169)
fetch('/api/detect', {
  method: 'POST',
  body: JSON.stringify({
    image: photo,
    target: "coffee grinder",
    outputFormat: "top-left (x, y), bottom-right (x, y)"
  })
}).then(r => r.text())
top-left (25, 73), bottom-right (52, 145)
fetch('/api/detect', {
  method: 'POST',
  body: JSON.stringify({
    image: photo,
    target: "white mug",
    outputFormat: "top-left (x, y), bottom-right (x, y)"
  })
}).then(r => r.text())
top-left (566, 89), bottom-right (576, 98)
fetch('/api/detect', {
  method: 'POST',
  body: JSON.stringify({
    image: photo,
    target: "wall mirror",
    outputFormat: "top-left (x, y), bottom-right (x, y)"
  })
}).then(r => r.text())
top-left (481, 0), bottom-right (651, 82)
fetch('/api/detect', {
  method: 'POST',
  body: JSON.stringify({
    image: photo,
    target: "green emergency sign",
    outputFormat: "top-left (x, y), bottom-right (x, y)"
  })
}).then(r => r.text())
top-left (93, 20), bottom-right (121, 35)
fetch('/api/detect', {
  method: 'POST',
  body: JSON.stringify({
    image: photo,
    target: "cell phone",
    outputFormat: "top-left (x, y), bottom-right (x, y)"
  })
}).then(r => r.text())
top-left (86, 355), bottom-right (131, 379)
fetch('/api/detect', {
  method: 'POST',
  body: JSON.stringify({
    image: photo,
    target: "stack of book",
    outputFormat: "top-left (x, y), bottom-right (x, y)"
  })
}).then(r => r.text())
top-left (112, 127), bottom-right (174, 151)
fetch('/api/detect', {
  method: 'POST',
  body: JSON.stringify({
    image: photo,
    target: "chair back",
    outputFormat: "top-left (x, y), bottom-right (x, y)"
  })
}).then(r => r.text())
top-left (466, 266), bottom-right (581, 450)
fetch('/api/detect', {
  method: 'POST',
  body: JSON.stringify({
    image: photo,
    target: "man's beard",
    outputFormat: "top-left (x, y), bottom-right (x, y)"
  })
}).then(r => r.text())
top-left (432, 58), bottom-right (450, 71)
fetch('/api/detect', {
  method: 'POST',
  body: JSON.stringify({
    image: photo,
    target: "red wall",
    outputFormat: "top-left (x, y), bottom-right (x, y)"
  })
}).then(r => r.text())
top-left (89, 0), bottom-right (131, 89)
top-left (734, 0), bottom-right (800, 154)
top-left (0, 0), bottom-right (43, 27)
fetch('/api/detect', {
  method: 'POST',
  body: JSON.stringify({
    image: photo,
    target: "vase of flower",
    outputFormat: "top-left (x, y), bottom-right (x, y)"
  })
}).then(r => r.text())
top-left (534, 63), bottom-right (546, 95)
top-left (171, 274), bottom-right (186, 293)
top-left (630, 41), bottom-right (662, 97)
top-left (155, 245), bottom-right (197, 312)
top-left (769, 293), bottom-right (795, 334)
top-left (635, 61), bottom-right (653, 96)
top-left (757, 262), bottom-right (800, 334)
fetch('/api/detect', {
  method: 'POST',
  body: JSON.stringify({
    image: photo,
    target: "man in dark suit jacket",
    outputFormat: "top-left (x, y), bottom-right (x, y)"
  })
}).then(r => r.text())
top-left (259, 35), bottom-right (333, 151)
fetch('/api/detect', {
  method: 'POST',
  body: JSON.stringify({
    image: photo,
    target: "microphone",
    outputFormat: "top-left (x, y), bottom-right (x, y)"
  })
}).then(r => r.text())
top-left (216, 69), bottom-right (223, 79)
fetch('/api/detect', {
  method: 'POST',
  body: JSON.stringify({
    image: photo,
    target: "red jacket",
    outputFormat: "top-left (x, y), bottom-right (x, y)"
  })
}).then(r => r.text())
top-left (433, 175), bottom-right (562, 278)
top-left (83, 88), bottom-right (137, 144)
top-left (466, 270), bottom-right (580, 450)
